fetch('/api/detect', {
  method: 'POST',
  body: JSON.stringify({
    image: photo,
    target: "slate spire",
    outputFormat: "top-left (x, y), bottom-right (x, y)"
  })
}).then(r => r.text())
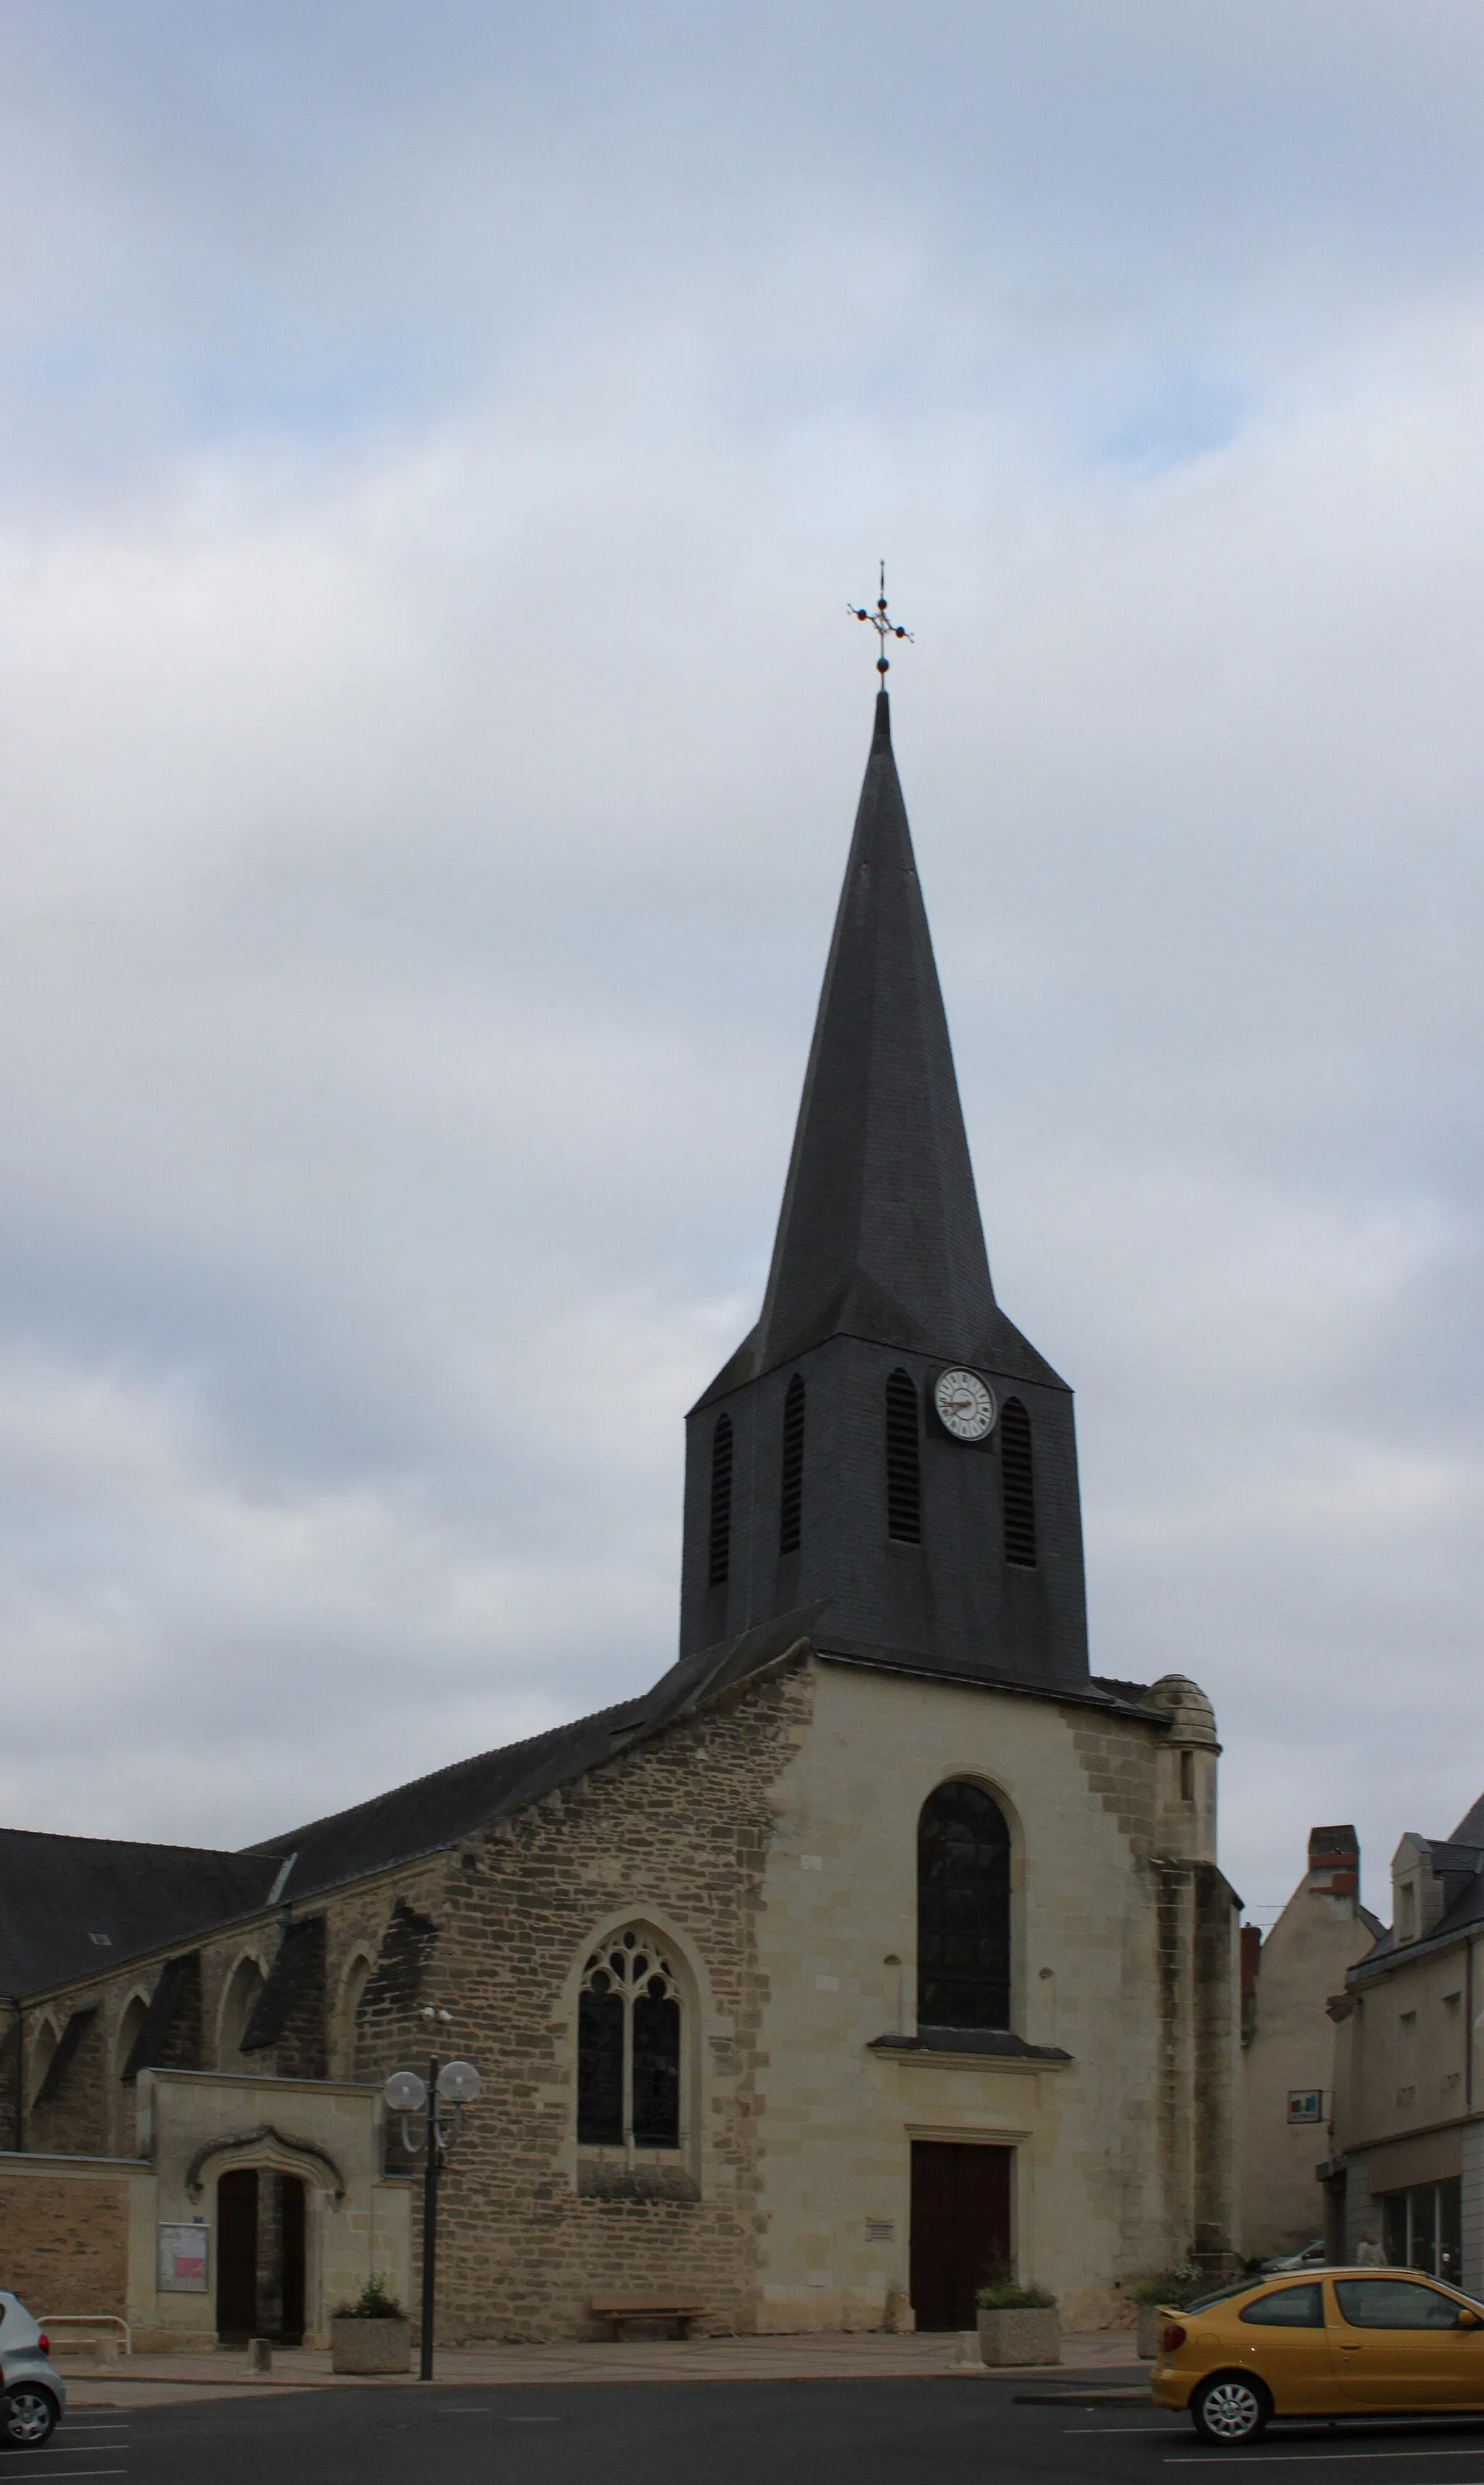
top-left (755, 690), bottom-right (996, 1372)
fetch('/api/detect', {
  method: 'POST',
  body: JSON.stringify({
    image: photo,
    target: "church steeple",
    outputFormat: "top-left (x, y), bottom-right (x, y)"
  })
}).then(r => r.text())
top-left (678, 695), bottom-right (1090, 1692)
top-left (756, 691), bottom-right (996, 1374)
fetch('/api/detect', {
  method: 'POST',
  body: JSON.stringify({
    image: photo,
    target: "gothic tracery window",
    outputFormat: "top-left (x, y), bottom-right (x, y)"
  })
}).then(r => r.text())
top-left (578, 1929), bottom-right (681, 2149)
top-left (917, 1780), bottom-right (1012, 2031)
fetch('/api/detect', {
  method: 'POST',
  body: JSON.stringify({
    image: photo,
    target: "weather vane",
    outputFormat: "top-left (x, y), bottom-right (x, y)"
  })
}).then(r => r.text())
top-left (849, 562), bottom-right (913, 683)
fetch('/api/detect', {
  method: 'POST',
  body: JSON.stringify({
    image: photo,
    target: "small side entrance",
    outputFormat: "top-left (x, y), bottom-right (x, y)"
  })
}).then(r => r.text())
top-left (216, 2169), bottom-right (259, 2342)
top-left (909, 2140), bottom-right (1012, 2330)
top-left (214, 2168), bottom-right (308, 2344)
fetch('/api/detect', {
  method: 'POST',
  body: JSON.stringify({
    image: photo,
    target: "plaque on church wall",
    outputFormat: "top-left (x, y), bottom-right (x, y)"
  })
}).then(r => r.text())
top-left (158, 2222), bottom-right (210, 2292)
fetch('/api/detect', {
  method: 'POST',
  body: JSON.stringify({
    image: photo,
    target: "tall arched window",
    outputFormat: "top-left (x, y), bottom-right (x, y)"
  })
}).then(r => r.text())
top-left (779, 1375), bottom-right (805, 1554)
top-left (1000, 1398), bottom-right (1037, 1567)
top-left (707, 1414), bottom-right (733, 1588)
top-left (578, 1928), bottom-right (681, 2149)
top-left (917, 1781), bottom-right (1012, 2030)
top-left (885, 1369), bottom-right (921, 1543)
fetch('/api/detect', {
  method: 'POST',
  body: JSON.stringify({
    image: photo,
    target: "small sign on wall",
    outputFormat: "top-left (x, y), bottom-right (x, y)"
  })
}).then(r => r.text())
top-left (158, 2222), bottom-right (209, 2292)
top-left (1287, 2089), bottom-right (1323, 2125)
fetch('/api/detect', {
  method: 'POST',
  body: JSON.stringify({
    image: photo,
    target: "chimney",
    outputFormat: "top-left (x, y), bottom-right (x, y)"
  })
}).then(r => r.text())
top-left (1307, 1824), bottom-right (1359, 1899)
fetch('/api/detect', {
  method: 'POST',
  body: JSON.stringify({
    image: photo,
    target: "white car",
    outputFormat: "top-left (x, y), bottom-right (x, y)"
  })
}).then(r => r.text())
top-left (1257, 2240), bottom-right (1329, 2276)
top-left (0, 2292), bottom-right (67, 2447)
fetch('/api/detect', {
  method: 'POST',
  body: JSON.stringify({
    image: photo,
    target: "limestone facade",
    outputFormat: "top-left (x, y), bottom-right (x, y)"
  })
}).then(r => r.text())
top-left (6, 1644), bottom-right (1238, 2342)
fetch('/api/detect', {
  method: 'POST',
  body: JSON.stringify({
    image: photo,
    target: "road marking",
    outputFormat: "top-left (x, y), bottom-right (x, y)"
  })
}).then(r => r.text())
top-left (1171, 2454), bottom-right (1484, 2467)
top-left (1064, 2424), bottom-right (1188, 2434)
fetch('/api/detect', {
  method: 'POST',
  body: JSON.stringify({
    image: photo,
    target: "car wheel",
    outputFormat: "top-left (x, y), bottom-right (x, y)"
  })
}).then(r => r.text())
top-left (4, 2386), bottom-right (59, 2447)
top-left (1191, 2374), bottom-right (1272, 2446)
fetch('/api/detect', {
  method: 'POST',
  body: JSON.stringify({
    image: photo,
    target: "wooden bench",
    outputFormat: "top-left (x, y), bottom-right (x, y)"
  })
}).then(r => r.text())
top-left (591, 2296), bottom-right (713, 2341)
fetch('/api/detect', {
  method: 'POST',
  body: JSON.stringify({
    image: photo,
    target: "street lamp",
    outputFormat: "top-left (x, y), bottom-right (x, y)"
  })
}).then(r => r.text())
top-left (384, 2008), bottom-right (481, 2382)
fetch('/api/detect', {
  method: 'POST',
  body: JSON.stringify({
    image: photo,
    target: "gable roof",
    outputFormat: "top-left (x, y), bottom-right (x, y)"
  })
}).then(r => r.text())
top-left (0, 1828), bottom-right (284, 1998)
top-left (7, 1615), bottom-right (1161, 1994)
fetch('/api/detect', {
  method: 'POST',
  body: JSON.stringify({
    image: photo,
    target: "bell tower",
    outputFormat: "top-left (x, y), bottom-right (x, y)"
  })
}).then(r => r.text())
top-left (678, 691), bottom-right (1090, 1691)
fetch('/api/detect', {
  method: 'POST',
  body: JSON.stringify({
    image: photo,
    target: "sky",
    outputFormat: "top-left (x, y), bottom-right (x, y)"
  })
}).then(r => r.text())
top-left (3, 1), bottom-right (1484, 1922)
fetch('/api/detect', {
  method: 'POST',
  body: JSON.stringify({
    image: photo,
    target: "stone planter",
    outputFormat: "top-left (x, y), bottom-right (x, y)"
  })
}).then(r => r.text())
top-left (977, 2306), bottom-right (1060, 2368)
top-left (330, 2316), bottom-right (412, 2375)
top-left (1136, 2304), bottom-right (1170, 2360)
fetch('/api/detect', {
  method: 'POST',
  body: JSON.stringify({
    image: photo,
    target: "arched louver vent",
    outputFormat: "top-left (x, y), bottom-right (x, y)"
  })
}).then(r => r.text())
top-left (1000, 1397), bottom-right (1037, 1567)
top-left (708, 1413), bottom-right (734, 1588)
top-left (885, 1369), bottom-right (922, 1544)
top-left (779, 1374), bottom-right (805, 1555)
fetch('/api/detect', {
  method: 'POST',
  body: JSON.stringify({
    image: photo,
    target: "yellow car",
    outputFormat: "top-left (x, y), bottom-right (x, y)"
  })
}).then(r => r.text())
top-left (1151, 2268), bottom-right (1484, 2444)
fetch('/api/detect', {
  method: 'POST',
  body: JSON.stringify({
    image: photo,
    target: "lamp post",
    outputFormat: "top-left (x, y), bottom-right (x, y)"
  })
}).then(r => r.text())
top-left (384, 2008), bottom-right (481, 2383)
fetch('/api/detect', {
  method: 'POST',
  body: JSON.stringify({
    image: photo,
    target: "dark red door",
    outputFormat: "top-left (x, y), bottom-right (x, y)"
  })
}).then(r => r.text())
top-left (909, 2141), bottom-right (1012, 2329)
top-left (216, 2169), bottom-right (259, 2342)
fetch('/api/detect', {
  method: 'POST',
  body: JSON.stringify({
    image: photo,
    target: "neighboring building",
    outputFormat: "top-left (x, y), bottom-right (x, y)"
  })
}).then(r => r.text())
top-left (1326, 1797), bottom-right (1484, 2286)
top-left (0, 690), bottom-right (1241, 2347)
top-left (1240, 1827), bottom-right (1380, 2264)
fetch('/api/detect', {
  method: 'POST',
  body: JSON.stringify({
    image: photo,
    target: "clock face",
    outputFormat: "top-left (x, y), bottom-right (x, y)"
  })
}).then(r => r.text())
top-left (934, 1367), bottom-right (996, 1443)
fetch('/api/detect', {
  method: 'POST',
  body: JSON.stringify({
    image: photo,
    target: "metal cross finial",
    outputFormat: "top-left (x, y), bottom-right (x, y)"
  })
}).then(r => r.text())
top-left (849, 561), bottom-right (913, 681)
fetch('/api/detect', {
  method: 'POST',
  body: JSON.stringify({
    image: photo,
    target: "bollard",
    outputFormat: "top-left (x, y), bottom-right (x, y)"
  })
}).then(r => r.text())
top-left (246, 2337), bottom-right (272, 2375)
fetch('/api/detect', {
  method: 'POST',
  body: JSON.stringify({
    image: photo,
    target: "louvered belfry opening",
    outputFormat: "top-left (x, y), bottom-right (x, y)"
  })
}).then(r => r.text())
top-left (708, 1413), bottom-right (734, 1587)
top-left (885, 1368), bottom-right (922, 1543)
top-left (1000, 1397), bottom-right (1037, 1566)
top-left (779, 1374), bottom-right (805, 1554)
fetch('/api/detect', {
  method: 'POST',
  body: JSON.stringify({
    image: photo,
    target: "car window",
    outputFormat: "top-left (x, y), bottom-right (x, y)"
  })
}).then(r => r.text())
top-left (1241, 2283), bottom-right (1325, 2328)
top-left (1185, 2282), bottom-right (1254, 2313)
top-left (1334, 2279), bottom-right (1466, 2330)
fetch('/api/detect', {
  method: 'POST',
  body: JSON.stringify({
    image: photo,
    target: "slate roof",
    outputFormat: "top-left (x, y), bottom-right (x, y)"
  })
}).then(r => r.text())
top-left (1348, 1792), bottom-right (1484, 1977)
top-left (695, 693), bottom-right (1065, 1407)
top-left (6, 1607), bottom-right (1162, 1996)
top-left (0, 1828), bottom-right (285, 1998)
top-left (248, 1608), bottom-right (835, 1906)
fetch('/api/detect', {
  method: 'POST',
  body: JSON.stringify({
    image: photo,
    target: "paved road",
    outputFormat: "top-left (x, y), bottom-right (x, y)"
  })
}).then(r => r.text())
top-left (30, 2382), bottom-right (1484, 2485)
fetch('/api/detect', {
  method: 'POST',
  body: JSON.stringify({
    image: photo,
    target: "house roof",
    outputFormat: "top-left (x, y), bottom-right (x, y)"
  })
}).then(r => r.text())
top-left (0, 1828), bottom-right (284, 1998)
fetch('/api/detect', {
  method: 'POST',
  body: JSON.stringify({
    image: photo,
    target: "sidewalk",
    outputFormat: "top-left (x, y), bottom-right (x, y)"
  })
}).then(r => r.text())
top-left (64, 2328), bottom-right (1149, 2409)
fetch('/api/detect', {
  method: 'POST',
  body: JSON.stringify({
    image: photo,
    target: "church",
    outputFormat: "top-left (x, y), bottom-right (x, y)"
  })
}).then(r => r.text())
top-left (0, 688), bottom-right (1240, 2347)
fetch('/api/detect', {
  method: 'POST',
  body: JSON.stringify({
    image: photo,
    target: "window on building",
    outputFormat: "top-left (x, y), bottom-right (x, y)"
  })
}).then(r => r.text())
top-left (885, 1370), bottom-right (921, 1543)
top-left (578, 1928), bottom-right (682, 2149)
top-left (1380, 2181), bottom-right (1462, 2285)
top-left (917, 1781), bottom-right (1012, 2030)
top-left (780, 1375), bottom-right (805, 1555)
top-left (1000, 1398), bottom-right (1037, 1566)
top-left (708, 1415), bottom-right (733, 1589)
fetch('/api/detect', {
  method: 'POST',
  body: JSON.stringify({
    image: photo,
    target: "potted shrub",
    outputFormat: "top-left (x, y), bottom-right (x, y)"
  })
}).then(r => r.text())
top-left (1130, 2273), bottom-right (1190, 2360)
top-left (975, 2276), bottom-right (1059, 2368)
top-left (330, 2277), bottom-right (411, 2375)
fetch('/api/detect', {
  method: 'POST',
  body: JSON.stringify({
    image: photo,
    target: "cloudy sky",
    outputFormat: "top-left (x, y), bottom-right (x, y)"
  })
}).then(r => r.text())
top-left (3, 2), bottom-right (1484, 1920)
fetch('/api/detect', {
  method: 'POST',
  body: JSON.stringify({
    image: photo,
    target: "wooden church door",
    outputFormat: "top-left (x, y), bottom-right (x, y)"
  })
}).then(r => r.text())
top-left (909, 2141), bottom-right (1012, 2329)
